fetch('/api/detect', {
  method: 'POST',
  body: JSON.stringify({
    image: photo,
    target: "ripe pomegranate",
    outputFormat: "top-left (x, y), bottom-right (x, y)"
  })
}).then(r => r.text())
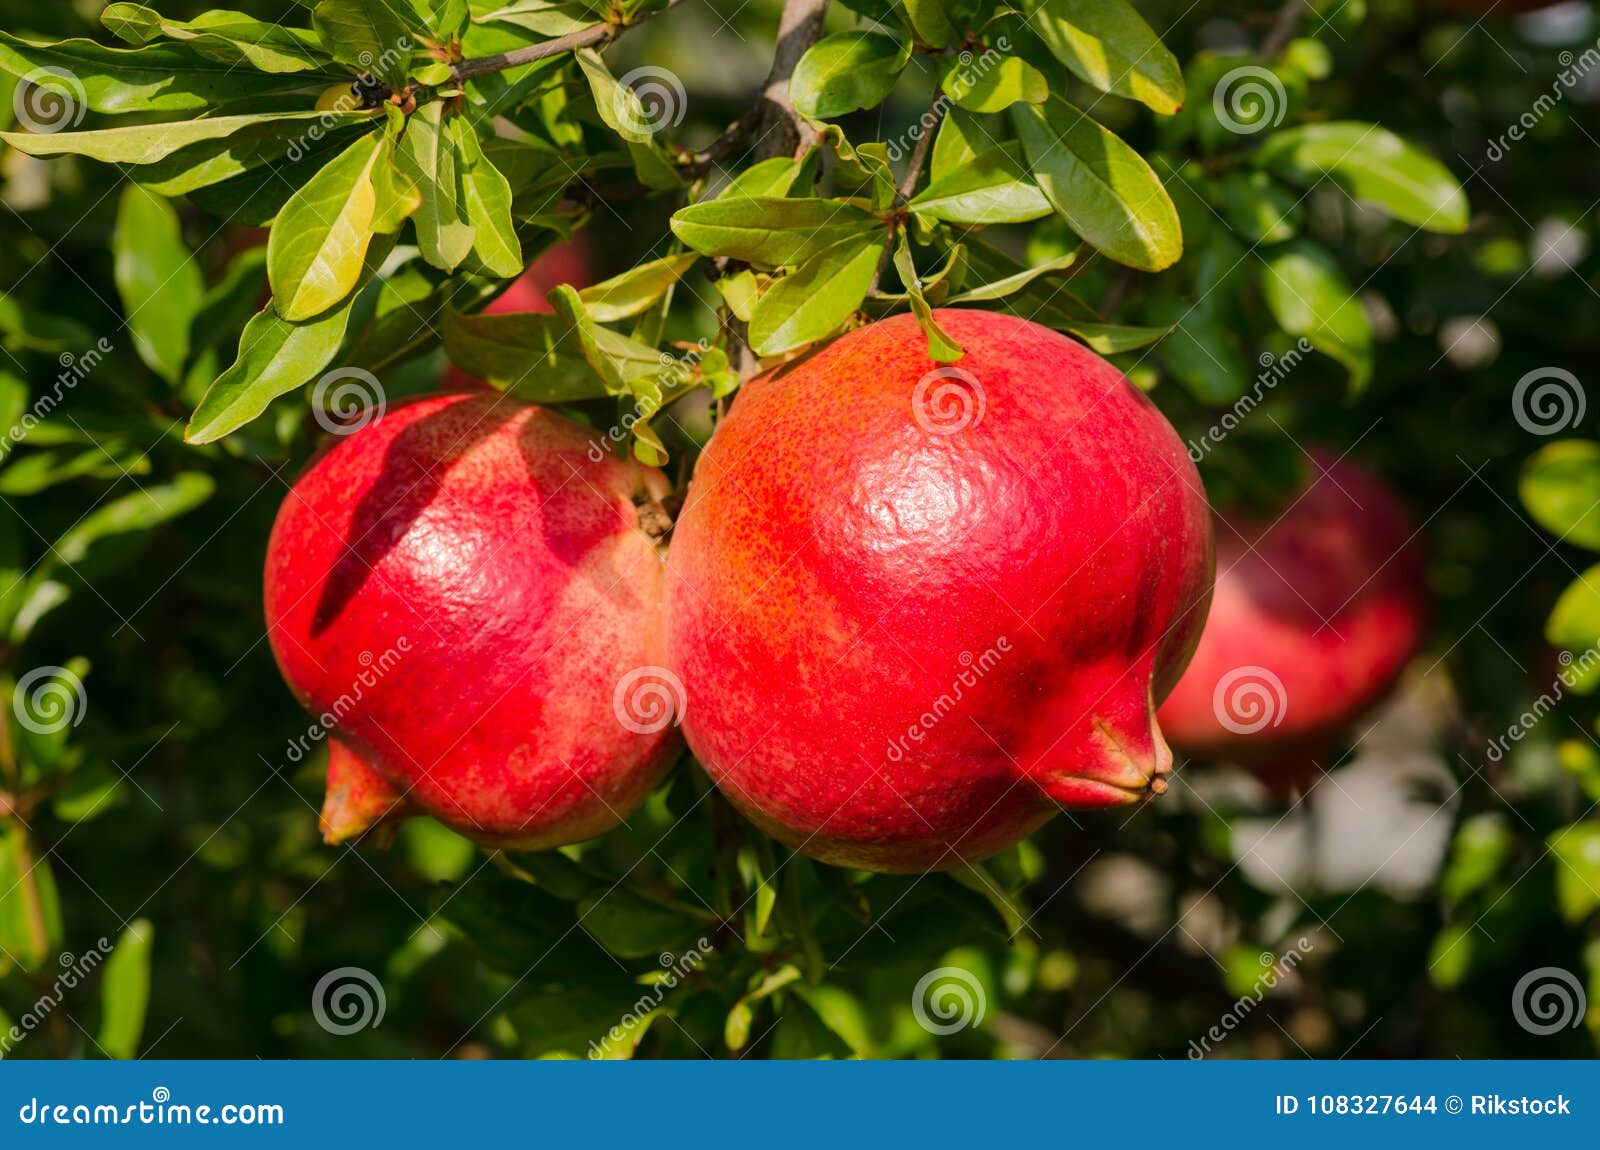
top-left (666, 311), bottom-right (1213, 872)
top-left (266, 391), bottom-right (680, 848)
top-left (443, 237), bottom-right (591, 389)
top-left (1156, 451), bottom-right (1429, 792)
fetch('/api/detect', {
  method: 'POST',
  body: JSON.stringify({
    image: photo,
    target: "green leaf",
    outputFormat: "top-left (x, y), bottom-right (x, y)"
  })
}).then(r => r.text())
top-left (1258, 241), bottom-right (1372, 392)
top-left (101, 5), bottom-right (328, 73)
top-left (931, 107), bottom-right (984, 182)
top-left (1216, 170), bottom-right (1302, 244)
top-left (133, 116), bottom-right (377, 196)
top-left (509, 984), bottom-right (658, 1059)
top-left (0, 825), bottom-right (62, 975)
top-left (671, 197), bottom-right (883, 268)
top-left (578, 253), bottom-right (700, 322)
top-left (451, 121), bottom-right (523, 278)
top-left (903, 0), bottom-right (961, 47)
top-left (1522, 440), bottom-right (1600, 550)
top-left (1439, 814), bottom-right (1513, 905)
top-left (0, 293), bottom-right (93, 352)
top-left (1549, 824), bottom-right (1600, 926)
top-left (1, 110), bottom-right (376, 165)
top-left (98, 919), bottom-right (154, 1060)
top-left (941, 52), bottom-right (1047, 114)
top-left (0, 31), bottom-right (335, 114)
top-left (1025, 0), bottom-right (1185, 115)
top-left (442, 308), bottom-right (661, 399)
top-left (396, 101), bottom-right (475, 271)
top-left (790, 32), bottom-right (907, 120)
top-left (269, 133), bottom-right (386, 321)
top-left (187, 303), bottom-right (356, 443)
top-left (1012, 98), bottom-right (1182, 272)
top-left (750, 235), bottom-right (882, 356)
top-left (576, 48), bottom-right (655, 144)
top-left (1255, 122), bottom-right (1469, 234)
top-left (1546, 563), bottom-right (1600, 677)
top-left (945, 247), bottom-right (1077, 303)
top-left (51, 474), bottom-right (216, 577)
top-left (313, 0), bottom-right (416, 86)
top-left (113, 186), bottom-right (202, 384)
top-left (894, 238), bottom-right (962, 362)
top-left (910, 143), bottom-right (1052, 225)
top-left (575, 887), bottom-right (707, 959)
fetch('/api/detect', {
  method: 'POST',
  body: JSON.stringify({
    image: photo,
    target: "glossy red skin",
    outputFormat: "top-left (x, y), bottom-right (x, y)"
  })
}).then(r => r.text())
top-left (667, 311), bottom-right (1214, 872)
top-left (266, 392), bottom-right (679, 849)
top-left (1156, 453), bottom-right (1429, 780)
top-left (443, 237), bottom-right (590, 390)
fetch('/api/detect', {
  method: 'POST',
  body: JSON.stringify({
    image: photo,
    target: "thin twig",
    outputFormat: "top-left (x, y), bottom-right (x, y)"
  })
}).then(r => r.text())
top-left (869, 89), bottom-right (945, 294)
top-left (1257, 0), bottom-right (1307, 62)
top-left (449, 0), bottom-right (684, 83)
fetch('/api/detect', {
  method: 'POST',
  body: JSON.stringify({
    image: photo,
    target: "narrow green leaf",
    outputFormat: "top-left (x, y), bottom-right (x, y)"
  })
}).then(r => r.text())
top-left (0, 31), bottom-right (336, 114)
top-left (910, 143), bottom-right (1052, 225)
top-left (578, 253), bottom-right (700, 322)
top-left (750, 236), bottom-right (881, 356)
top-left (931, 107), bottom-right (985, 182)
top-left (98, 919), bottom-right (155, 1060)
top-left (452, 120), bottom-right (524, 278)
top-left (187, 302), bottom-right (356, 443)
top-left (671, 197), bottom-right (882, 268)
top-left (1255, 122), bottom-right (1469, 233)
top-left (1012, 98), bottom-right (1182, 272)
top-left (442, 308), bottom-right (661, 399)
top-left (895, 238), bottom-right (963, 361)
top-left (1258, 241), bottom-right (1372, 392)
top-left (313, 0), bottom-right (415, 86)
top-left (903, 0), bottom-right (961, 47)
top-left (269, 133), bottom-right (385, 321)
top-left (396, 101), bottom-right (474, 271)
top-left (1, 110), bottom-right (375, 165)
top-left (102, 5), bottom-right (329, 73)
top-left (1025, 0), bottom-right (1185, 115)
top-left (113, 186), bottom-right (202, 384)
top-left (790, 32), bottom-right (907, 120)
top-left (576, 48), bottom-right (655, 144)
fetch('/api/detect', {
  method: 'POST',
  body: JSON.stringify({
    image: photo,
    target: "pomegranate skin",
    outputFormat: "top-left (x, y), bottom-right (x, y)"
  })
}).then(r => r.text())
top-left (667, 311), bottom-right (1213, 872)
top-left (266, 392), bottom-right (679, 849)
top-left (1156, 452), bottom-right (1429, 775)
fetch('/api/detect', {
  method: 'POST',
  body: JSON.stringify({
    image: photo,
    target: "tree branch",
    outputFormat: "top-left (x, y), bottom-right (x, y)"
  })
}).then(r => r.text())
top-left (1257, 0), bottom-right (1307, 62)
top-left (754, 0), bottom-right (829, 161)
top-left (449, 0), bottom-right (684, 84)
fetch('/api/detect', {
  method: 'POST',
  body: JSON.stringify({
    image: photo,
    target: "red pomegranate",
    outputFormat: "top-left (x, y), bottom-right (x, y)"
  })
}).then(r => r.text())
top-left (265, 392), bottom-right (680, 848)
top-left (666, 311), bottom-right (1214, 872)
top-left (1156, 451), bottom-right (1429, 790)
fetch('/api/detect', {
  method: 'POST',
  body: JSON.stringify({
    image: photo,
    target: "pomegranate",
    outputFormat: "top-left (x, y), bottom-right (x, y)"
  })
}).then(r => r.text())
top-left (266, 392), bottom-right (680, 848)
top-left (1156, 451), bottom-right (1429, 791)
top-left (666, 311), bottom-right (1213, 872)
